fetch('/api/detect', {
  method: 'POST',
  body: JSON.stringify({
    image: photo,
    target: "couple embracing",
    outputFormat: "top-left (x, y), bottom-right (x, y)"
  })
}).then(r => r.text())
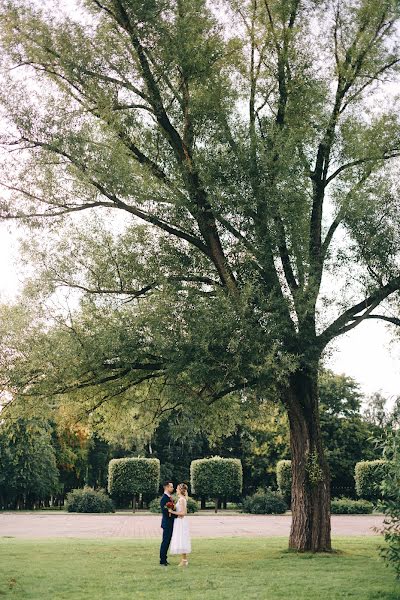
top-left (160, 481), bottom-right (191, 567)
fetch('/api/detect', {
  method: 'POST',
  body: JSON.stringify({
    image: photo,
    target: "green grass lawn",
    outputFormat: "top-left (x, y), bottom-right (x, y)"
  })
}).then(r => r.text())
top-left (0, 537), bottom-right (398, 600)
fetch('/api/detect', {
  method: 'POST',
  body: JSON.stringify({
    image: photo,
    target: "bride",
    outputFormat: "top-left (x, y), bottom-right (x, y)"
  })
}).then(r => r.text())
top-left (168, 483), bottom-right (192, 567)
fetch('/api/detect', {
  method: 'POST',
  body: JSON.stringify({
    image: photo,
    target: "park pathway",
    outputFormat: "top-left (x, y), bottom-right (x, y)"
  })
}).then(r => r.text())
top-left (0, 512), bottom-right (384, 539)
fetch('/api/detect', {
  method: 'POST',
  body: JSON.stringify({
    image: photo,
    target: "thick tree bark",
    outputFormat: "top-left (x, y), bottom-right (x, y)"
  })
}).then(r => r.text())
top-left (285, 365), bottom-right (331, 552)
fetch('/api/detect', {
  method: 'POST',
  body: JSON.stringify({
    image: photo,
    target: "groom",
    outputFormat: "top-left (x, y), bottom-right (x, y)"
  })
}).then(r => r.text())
top-left (159, 481), bottom-right (177, 566)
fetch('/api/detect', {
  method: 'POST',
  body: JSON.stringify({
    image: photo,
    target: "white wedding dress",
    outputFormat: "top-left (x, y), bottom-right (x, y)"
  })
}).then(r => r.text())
top-left (170, 497), bottom-right (191, 555)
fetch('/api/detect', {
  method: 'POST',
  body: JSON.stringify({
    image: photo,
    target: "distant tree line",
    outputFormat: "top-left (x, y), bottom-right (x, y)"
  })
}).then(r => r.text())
top-left (0, 371), bottom-right (397, 510)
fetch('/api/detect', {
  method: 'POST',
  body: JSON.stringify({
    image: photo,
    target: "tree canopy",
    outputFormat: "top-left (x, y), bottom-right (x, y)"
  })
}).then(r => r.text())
top-left (1, 0), bottom-right (400, 551)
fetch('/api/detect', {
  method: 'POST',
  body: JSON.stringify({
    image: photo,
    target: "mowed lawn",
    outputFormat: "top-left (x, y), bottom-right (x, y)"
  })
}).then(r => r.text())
top-left (0, 537), bottom-right (398, 600)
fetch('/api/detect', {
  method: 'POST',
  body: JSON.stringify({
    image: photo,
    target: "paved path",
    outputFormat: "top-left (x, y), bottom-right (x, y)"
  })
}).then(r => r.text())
top-left (0, 512), bottom-right (384, 539)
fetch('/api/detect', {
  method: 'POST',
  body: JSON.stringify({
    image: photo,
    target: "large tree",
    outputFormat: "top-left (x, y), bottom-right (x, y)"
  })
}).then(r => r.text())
top-left (0, 0), bottom-right (400, 550)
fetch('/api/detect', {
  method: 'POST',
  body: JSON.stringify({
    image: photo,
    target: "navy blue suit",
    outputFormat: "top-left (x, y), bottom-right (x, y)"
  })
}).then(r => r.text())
top-left (159, 493), bottom-right (176, 565)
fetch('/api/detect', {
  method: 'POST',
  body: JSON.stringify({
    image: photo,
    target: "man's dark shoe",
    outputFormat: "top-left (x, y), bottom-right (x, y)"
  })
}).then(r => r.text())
top-left (160, 562), bottom-right (168, 567)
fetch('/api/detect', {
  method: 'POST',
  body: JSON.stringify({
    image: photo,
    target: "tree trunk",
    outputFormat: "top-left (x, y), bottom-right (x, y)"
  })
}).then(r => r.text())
top-left (214, 498), bottom-right (218, 513)
top-left (286, 365), bottom-right (331, 552)
top-left (132, 495), bottom-right (136, 513)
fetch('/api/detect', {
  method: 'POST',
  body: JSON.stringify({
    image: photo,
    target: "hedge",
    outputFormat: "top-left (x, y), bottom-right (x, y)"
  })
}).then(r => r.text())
top-left (66, 487), bottom-right (115, 513)
top-left (276, 460), bottom-right (292, 504)
top-left (355, 460), bottom-right (390, 502)
top-left (242, 489), bottom-right (287, 514)
top-left (108, 457), bottom-right (160, 511)
top-left (331, 497), bottom-right (373, 514)
top-left (190, 456), bottom-right (242, 513)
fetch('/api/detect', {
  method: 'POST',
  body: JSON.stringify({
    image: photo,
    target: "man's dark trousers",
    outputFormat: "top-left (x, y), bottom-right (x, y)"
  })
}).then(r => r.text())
top-left (160, 493), bottom-right (175, 565)
top-left (160, 522), bottom-right (174, 564)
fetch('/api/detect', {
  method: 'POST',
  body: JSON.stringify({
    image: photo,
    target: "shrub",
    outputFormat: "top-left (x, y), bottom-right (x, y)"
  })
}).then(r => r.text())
top-left (330, 497), bottom-right (373, 514)
top-left (355, 460), bottom-right (390, 501)
top-left (242, 489), bottom-right (287, 514)
top-left (108, 458), bottom-right (160, 511)
top-left (191, 456), bottom-right (242, 513)
top-left (276, 460), bottom-right (292, 504)
top-left (66, 487), bottom-right (114, 513)
top-left (376, 431), bottom-right (400, 578)
top-left (148, 496), bottom-right (199, 514)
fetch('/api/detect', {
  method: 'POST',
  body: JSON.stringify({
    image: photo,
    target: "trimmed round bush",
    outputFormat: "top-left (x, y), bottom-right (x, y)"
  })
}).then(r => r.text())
top-left (149, 496), bottom-right (199, 514)
top-left (66, 487), bottom-right (114, 513)
top-left (242, 488), bottom-right (287, 514)
top-left (331, 497), bottom-right (373, 514)
top-left (355, 460), bottom-right (390, 501)
top-left (108, 458), bottom-right (160, 511)
top-left (276, 460), bottom-right (292, 504)
top-left (191, 456), bottom-right (242, 513)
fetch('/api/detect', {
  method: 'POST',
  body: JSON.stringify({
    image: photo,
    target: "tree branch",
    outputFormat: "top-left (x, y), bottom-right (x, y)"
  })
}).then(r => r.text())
top-left (207, 378), bottom-right (259, 405)
top-left (50, 368), bottom-right (132, 394)
top-left (353, 314), bottom-right (400, 327)
top-left (339, 57), bottom-right (400, 114)
top-left (326, 152), bottom-right (400, 186)
top-left (83, 372), bottom-right (164, 416)
top-left (319, 275), bottom-right (400, 345)
top-left (49, 275), bottom-right (220, 298)
top-left (0, 179), bottom-right (115, 219)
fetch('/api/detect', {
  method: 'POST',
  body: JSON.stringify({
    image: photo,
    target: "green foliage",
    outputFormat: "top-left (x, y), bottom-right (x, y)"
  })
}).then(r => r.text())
top-left (306, 450), bottom-right (324, 486)
top-left (235, 402), bottom-right (290, 494)
top-left (107, 458), bottom-right (160, 497)
top-left (153, 418), bottom-right (209, 487)
top-left (190, 457), bottom-right (242, 499)
top-left (330, 498), bottom-right (373, 514)
top-left (0, 413), bottom-right (59, 508)
top-left (319, 371), bottom-right (363, 417)
top-left (148, 496), bottom-right (199, 514)
top-left (86, 435), bottom-right (112, 489)
top-left (183, 496), bottom-right (200, 514)
top-left (50, 422), bottom-right (92, 498)
top-left (276, 460), bottom-right (292, 504)
top-left (376, 430), bottom-right (400, 578)
top-left (355, 460), bottom-right (390, 501)
top-left (242, 488), bottom-right (287, 514)
top-left (148, 497), bottom-right (162, 513)
top-left (319, 371), bottom-right (382, 497)
top-left (66, 487), bottom-right (114, 513)
top-left (363, 393), bottom-right (400, 431)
